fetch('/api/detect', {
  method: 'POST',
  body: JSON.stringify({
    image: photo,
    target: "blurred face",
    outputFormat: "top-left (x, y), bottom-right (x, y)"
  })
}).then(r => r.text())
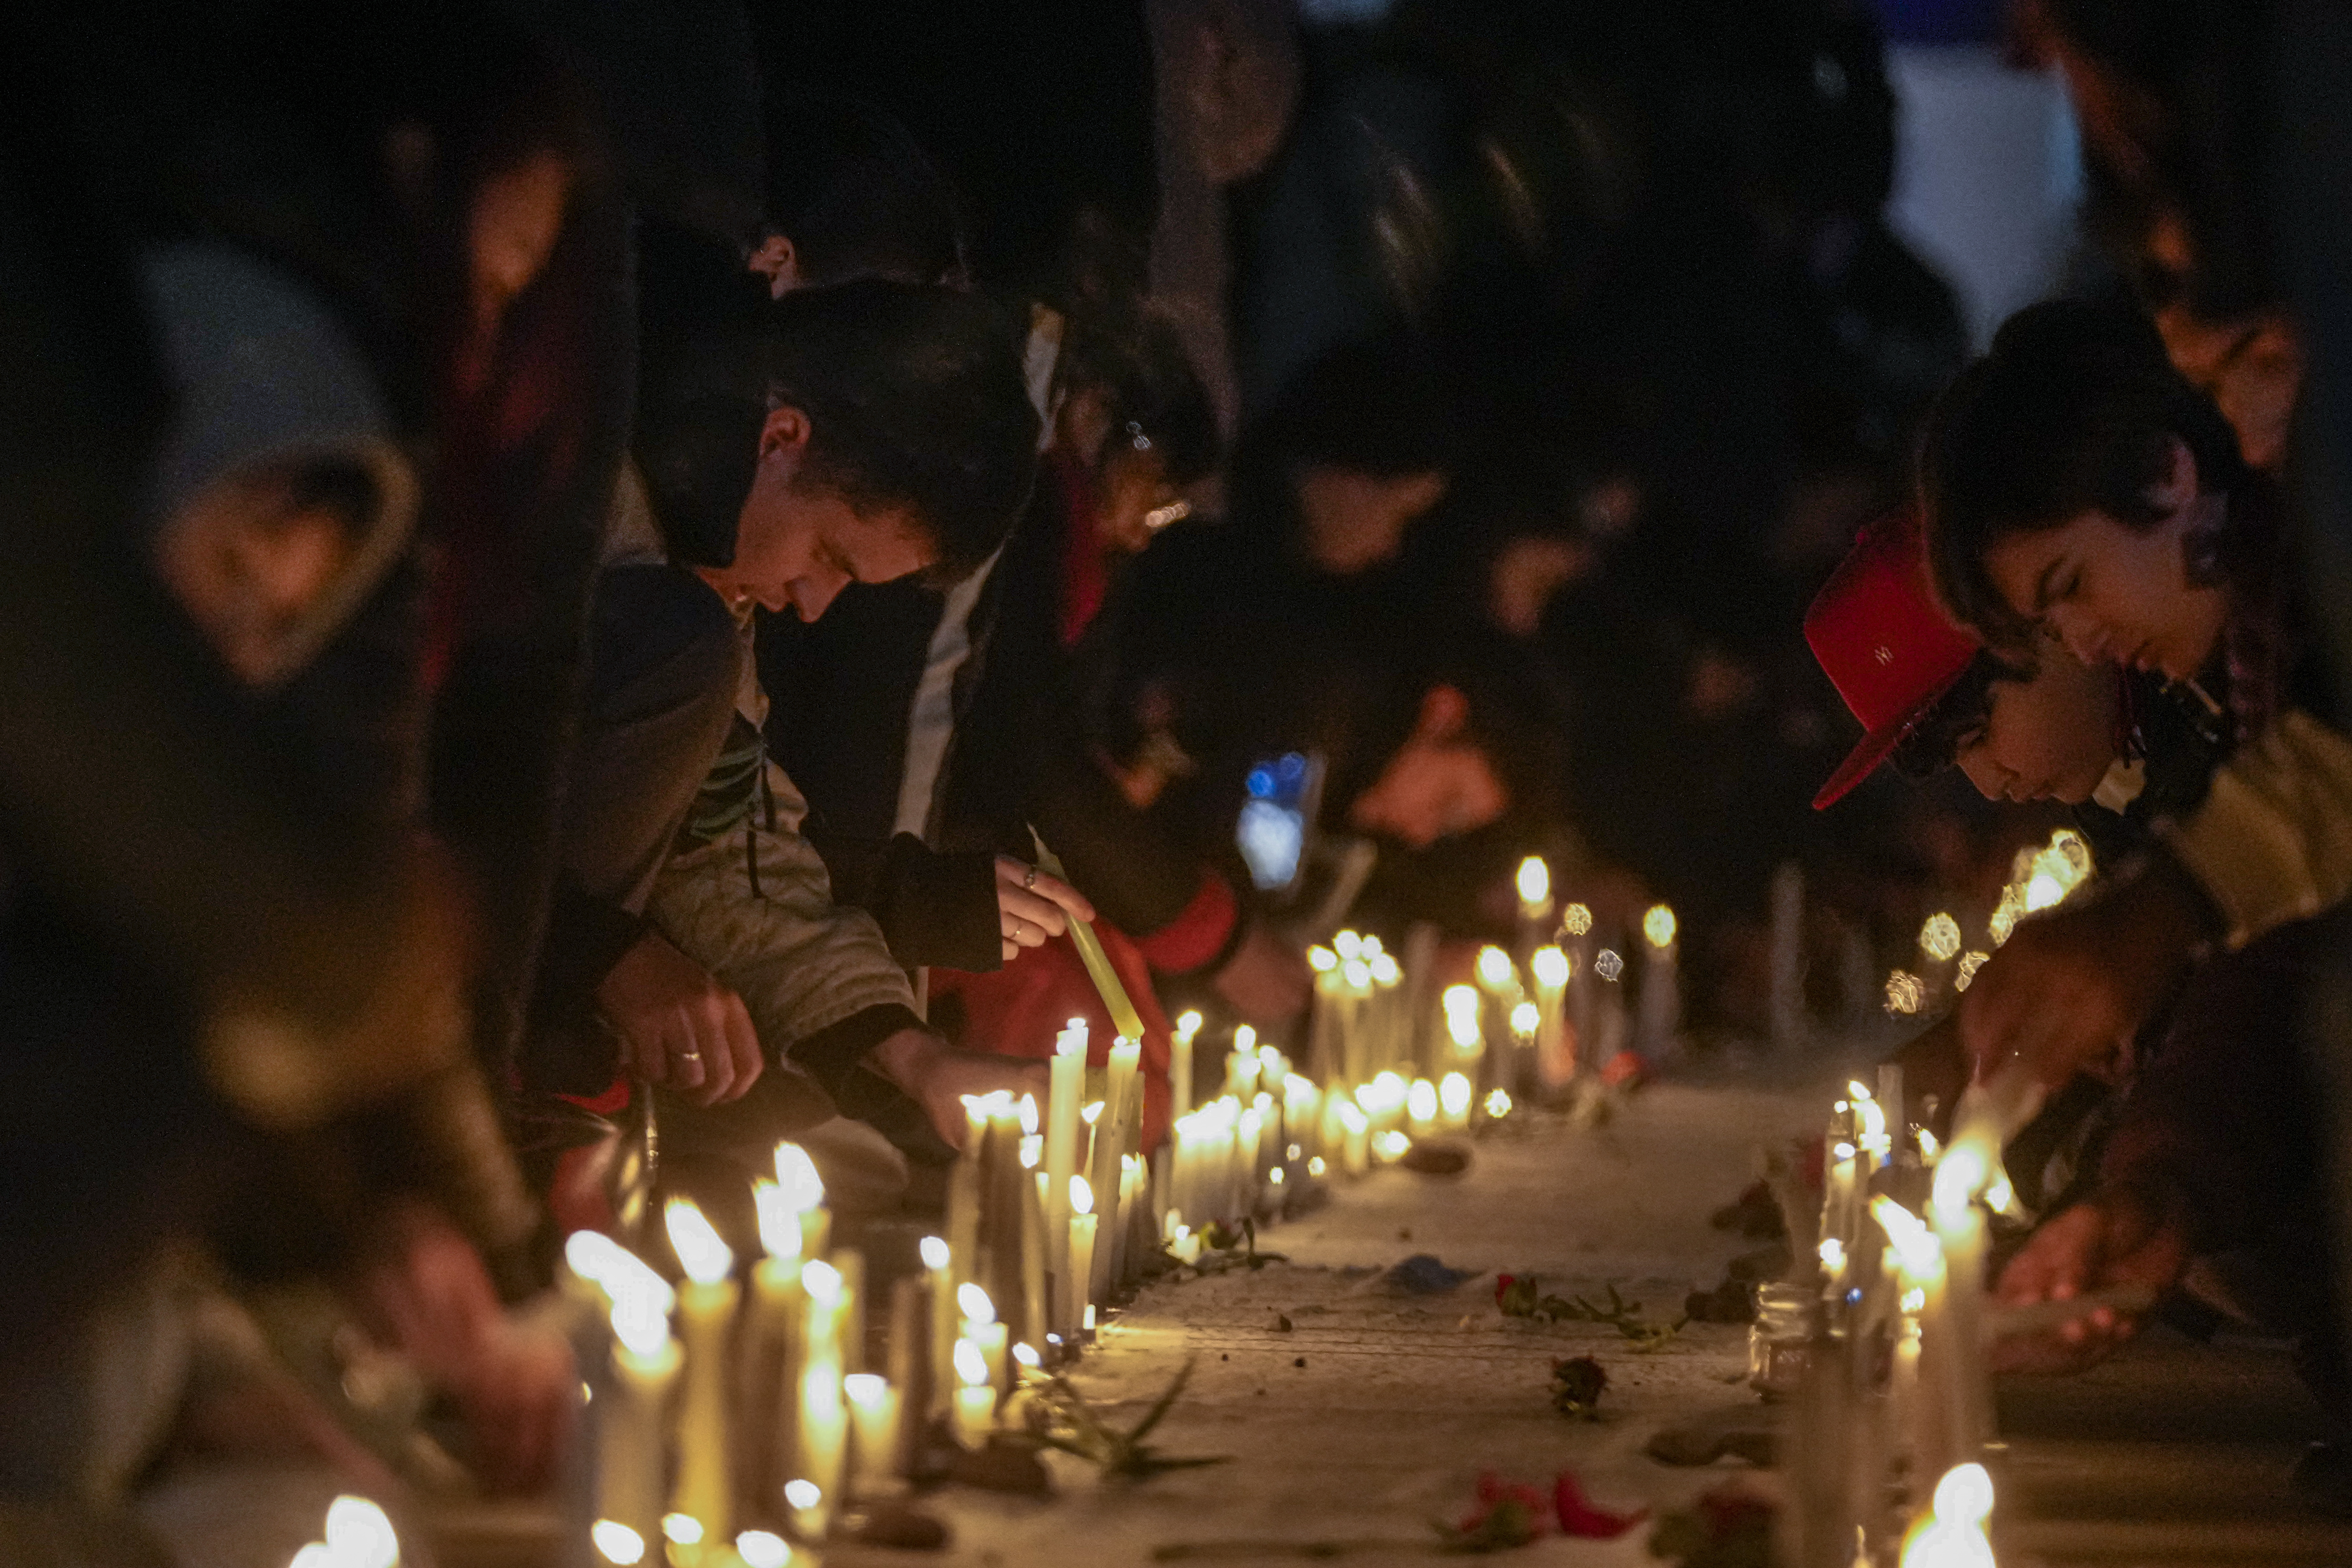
top-left (1953, 646), bottom-right (2121, 805)
top-left (1981, 437), bottom-right (2228, 680)
top-left (159, 466), bottom-right (361, 685)
top-left (699, 406), bottom-right (932, 621)
top-left (1295, 466), bottom-right (1446, 575)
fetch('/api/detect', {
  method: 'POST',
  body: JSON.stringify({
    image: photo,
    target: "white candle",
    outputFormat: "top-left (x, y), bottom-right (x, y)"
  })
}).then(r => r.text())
top-left (663, 1199), bottom-right (735, 1544)
top-left (1405, 1078), bottom-right (1437, 1139)
top-left (597, 1276), bottom-right (679, 1550)
top-left (1045, 1019), bottom-right (1086, 1322)
top-left (1171, 1010), bottom-right (1201, 1123)
top-left (1638, 904), bottom-right (1679, 1058)
top-left (1438, 1071), bottom-right (1472, 1130)
top-left (1529, 944), bottom-right (1572, 1086)
top-left (844, 1373), bottom-right (901, 1498)
top-left (1067, 1177), bottom-right (1099, 1340)
top-left (922, 1236), bottom-right (954, 1418)
top-left (747, 1181), bottom-right (806, 1524)
top-left (952, 1338), bottom-right (994, 1448)
top-left (774, 1141), bottom-right (830, 1262)
top-left (1101, 1034), bottom-right (1143, 1292)
top-left (794, 1359), bottom-right (846, 1537)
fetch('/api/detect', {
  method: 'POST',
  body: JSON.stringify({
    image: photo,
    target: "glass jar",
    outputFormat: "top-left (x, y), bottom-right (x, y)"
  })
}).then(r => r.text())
top-left (1748, 1282), bottom-right (1814, 1400)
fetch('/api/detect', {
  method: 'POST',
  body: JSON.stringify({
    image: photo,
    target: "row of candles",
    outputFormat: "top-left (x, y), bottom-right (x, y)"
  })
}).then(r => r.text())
top-left (1786, 1068), bottom-right (2016, 1567)
top-left (555, 855), bottom-right (1670, 1563)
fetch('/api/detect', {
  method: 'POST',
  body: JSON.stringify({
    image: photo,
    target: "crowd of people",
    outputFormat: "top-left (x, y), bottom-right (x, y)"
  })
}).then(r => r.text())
top-left (11, 0), bottom-right (2352, 1547)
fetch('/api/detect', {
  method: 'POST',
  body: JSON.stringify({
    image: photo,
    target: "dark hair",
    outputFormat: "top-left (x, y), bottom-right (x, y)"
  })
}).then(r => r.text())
top-left (1918, 299), bottom-right (2254, 645)
top-left (635, 278), bottom-right (1038, 577)
top-left (762, 94), bottom-right (967, 288)
top-left (1062, 306), bottom-right (1219, 487)
top-left (1888, 648), bottom-right (2031, 779)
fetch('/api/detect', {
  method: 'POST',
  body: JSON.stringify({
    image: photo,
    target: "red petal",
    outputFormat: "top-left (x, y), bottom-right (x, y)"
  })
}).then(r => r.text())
top-left (1554, 1472), bottom-right (1648, 1539)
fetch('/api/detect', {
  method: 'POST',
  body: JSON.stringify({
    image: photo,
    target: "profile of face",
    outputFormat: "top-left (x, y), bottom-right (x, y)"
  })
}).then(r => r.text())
top-left (700, 405), bottom-right (932, 621)
top-left (1953, 645), bottom-right (2121, 806)
top-left (1981, 437), bottom-right (2229, 681)
top-left (1294, 465), bottom-right (1447, 575)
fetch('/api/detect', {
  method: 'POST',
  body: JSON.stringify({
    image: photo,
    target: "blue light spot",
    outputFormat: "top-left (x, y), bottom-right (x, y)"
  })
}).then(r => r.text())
top-left (1246, 768), bottom-right (1276, 799)
top-left (1276, 752), bottom-right (1307, 783)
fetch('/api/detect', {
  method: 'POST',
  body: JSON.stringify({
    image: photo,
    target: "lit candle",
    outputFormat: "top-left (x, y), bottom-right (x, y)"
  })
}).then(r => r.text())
top-left (746, 1180), bottom-right (806, 1526)
top-left (1405, 1077), bottom-right (1437, 1140)
top-left (1900, 1461), bottom-right (1996, 1568)
top-left (1638, 904), bottom-right (1679, 1059)
top-left (1336, 1099), bottom-right (1369, 1177)
top-left (774, 1141), bottom-right (830, 1262)
top-left (1099, 1033), bottom-right (1143, 1294)
top-left (1874, 1196), bottom-right (1942, 1478)
top-left (1926, 1137), bottom-right (1995, 1473)
top-left (596, 1264), bottom-right (679, 1553)
top-left (793, 1359), bottom-right (846, 1539)
top-left (843, 1373), bottom-right (901, 1498)
top-left (1560, 901), bottom-right (1596, 1061)
top-left (1018, 1129), bottom-right (1050, 1353)
top-left (1172, 1010), bottom-right (1202, 1123)
top-left (1438, 1071), bottom-right (1471, 1131)
top-left (663, 1199), bottom-right (735, 1548)
top-left (951, 1338), bottom-right (994, 1449)
top-left (1514, 851), bottom-right (1552, 950)
top-left (1529, 944), bottom-right (1573, 1086)
top-left (1067, 1177), bottom-right (1099, 1338)
top-left (1442, 987), bottom-right (1486, 1089)
top-left (922, 1236), bottom-right (954, 1418)
top-left (958, 1280), bottom-right (1008, 1394)
top-left (1046, 1018), bottom-right (1086, 1314)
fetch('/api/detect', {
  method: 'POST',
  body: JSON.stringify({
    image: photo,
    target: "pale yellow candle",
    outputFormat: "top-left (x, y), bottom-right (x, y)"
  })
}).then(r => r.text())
top-left (802, 1258), bottom-right (846, 1375)
top-left (1067, 1177), bottom-right (1099, 1338)
top-left (1171, 1010), bottom-right (1202, 1122)
top-left (957, 1280), bottom-right (1007, 1392)
top-left (922, 1236), bottom-right (955, 1419)
top-left (794, 1359), bottom-right (847, 1536)
top-left (1405, 1077), bottom-right (1437, 1139)
top-left (1336, 1099), bottom-right (1369, 1177)
top-left (952, 1338), bottom-right (994, 1448)
top-left (774, 1141), bottom-right (830, 1263)
top-left (844, 1372), bottom-right (901, 1496)
top-left (1438, 1071), bottom-right (1472, 1131)
top-left (1046, 1019), bottom-right (1087, 1304)
top-left (1529, 944), bottom-right (1571, 1085)
top-left (747, 1180), bottom-right (806, 1522)
top-left (598, 1280), bottom-right (679, 1551)
top-left (662, 1199), bottom-right (735, 1545)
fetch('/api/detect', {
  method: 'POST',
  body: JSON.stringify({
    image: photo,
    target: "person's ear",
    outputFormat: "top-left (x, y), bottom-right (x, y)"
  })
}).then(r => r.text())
top-left (759, 404), bottom-right (812, 465)
top-left (747, 233), bottom-right (799, 298)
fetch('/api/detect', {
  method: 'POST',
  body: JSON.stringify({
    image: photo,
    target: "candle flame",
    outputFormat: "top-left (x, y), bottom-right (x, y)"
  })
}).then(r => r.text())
top-left (1371, 951), bottom-right (1403, 985)
top-left (1442, 982), bottom-right (1480, 1017)
top-left (1334, 930), bottom-right (1363, 960)
top-left (662, 1515), bottom-right (703, 1546)
top-left (783, 1479), bottom-right (821, 1511)
top-left (1561, 902), bottom-right (1594, 937)
top-left (291, 1545), bottom-right (337, 1568)
top-left (1020, 1133), bottom-right (1043, 1169)
top-left (1057, 1019), bottom-right (1089, 1058)
top-left (1516, 855), bottom-right (1551, 907)
top-left (1082, 1100), bottom-right (1104, 1125)
top-left (565, 1231), bottom-right (675, 1315)
top-left (1259, 1043), bottom-right (1283, 1072)
top-left (1307, 945), bottom-right (1337, 972)
top-left (1818, 1237), bottom-right (1846, 1273)
top-left (1013, 1340), bottom-right (1042, 1369)
top-left (589, 1522), bottom-right (645, 1565)
top-left (1071, 1175), bottom-right (1095, 1215)
top-left (609, 1287), bottom-right (670, 1358)
top-left (1643, 903), bottom-right (1677, 949)
top-left (1917, 1126), bottom-right (1942, 1160)
top-left (1359, 1071), bottom-right (1406, 1113)
top-left (752, 1178), bottom-right (803, 1262)
top-left (1871, 1197), bottom-right (1941, 1278)
top-left (1530, 945), bottom-right (1570, 988)
top-left (954, 1337), bottom-right (988, 1387)
top-left (1484, 1088), bottom-right (1512, 1118)
top-left (957, 1281), bottom-right (996, 1327)
top-left (844, 1372), bottom-right (888, 1407)
top-left (1509, 1000), bottom-right (1539, 1038)
top-left (774, 1141), bottom-right (826, 1210)
top-left (734, 1531), bottom-right (789, 1568)
top-left (1406, 1078), bottom-right (1438, 1123)
top-left (802, 1258), bottom-right (844, 1304)
top-left (1020, 1093), bottom-right (1039, 1134)
top-left (1336, 1100), bottom-right (1368, 1133)
top-left (1373, 1130), bottom-right (1412, 1160)
top-left (1440, 1072), bottom-right (1472, 1118)
top-left (324, 1497), bottom-right (399, 1568)
top-left (1932, 1141), bottom-right (1990, 1222)
top-left (1475, 945), bottom-right (1515, 990)
top-left (920, 1235), bottom-right (950, 1271)
top-left (1174, 1009), bottom-right (1203, 1042)
top-left (1235, 1024), bottom-right (1257, 1054)
top-left (1901, 1461), bottom-right (1997, 1568)
top-left (663, 1198), bottom-right (733, 1286)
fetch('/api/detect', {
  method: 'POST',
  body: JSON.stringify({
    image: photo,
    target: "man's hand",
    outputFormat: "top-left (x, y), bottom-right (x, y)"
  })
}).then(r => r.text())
top-left (1213, 919), bottom-right (1312, 1025)
top-left (868, 1027), bottom-right (1049, 1149)
top-left (995, 855), bottom-right (1096, 961)
top-left (595, 931), bottom-right (763, 1105)
top-left (1990, 1188), bottom-right (2187, 1374)
top-left (1958, 859), bottom-right (2206, 1090)
top-left (348, 1203), bottom-right (576, 1494)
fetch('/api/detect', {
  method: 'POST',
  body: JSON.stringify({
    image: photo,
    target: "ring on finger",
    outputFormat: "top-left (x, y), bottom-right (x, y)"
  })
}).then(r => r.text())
top-left (680, 1049), bottom-right (703, 1063)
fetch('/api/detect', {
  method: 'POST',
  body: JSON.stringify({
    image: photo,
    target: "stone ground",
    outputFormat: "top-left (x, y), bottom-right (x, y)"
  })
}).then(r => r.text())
top-left (817, 1081), bottom-right (2352, 1568)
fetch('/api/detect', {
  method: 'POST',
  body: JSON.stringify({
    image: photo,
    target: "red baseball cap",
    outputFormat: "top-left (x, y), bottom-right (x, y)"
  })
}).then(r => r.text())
top-left (1806, 511), bottom-right (1981, 809)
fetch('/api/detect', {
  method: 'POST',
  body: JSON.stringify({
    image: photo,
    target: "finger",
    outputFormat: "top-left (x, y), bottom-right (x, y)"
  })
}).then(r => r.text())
top-left (1000, 885), bottom-right (1072, 935)
top-left (667, 1014), bottom-right (707, 1091)
top-left (692, 1016), bottom-right (734, 1107)
top-left (1028, 872), bottom-right (1095, 924)
top-left (1003, 937), bottom-right (1020, 961)
top-left (722, 997), bottom-right (763, 1102)
top-left (1003, 911), bottom-right (1049, 948)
